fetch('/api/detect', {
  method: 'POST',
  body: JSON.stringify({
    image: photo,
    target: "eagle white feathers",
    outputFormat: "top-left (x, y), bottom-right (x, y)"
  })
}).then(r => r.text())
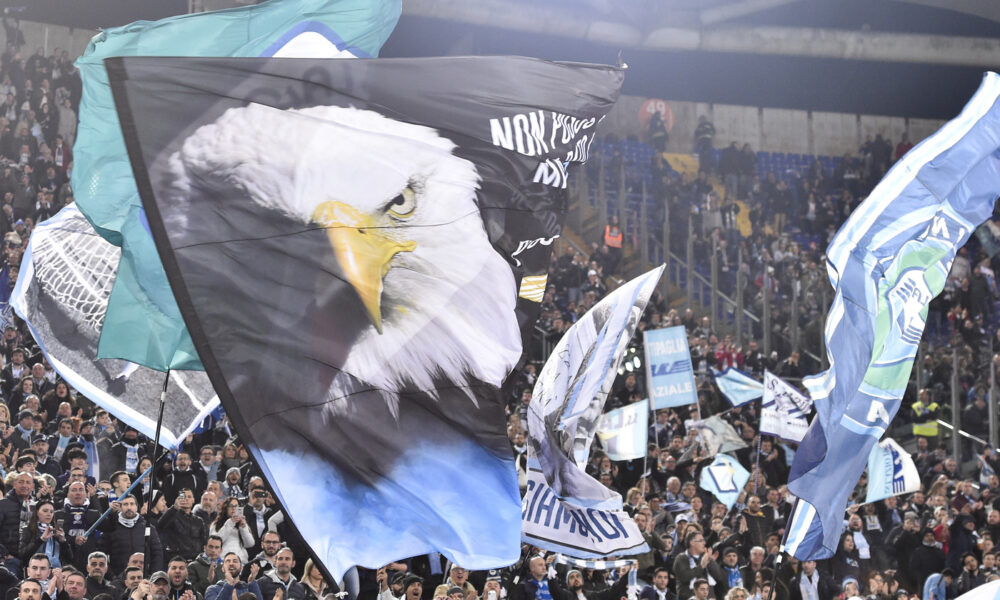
top-left (166, 103), bottom-right (521, 413)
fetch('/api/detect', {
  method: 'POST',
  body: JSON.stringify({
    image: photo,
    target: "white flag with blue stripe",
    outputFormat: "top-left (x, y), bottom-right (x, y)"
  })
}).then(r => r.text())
top-left (712, 367), bottom-right (763, 407)
top-left (596, 399), bottom-right (649, 461)
top-left (760, 371), bottom-right (810, 443)
top-left (699, 454), bottom-right (750, 509)
top-left (784, 72), bottom-right (1000, 561)
top-left (865, 437), bottom-right (920, 503)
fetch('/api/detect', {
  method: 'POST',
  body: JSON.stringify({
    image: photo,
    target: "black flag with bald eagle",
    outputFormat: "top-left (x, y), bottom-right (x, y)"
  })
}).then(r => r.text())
top-left (106, 55), bottom-right (623, 577)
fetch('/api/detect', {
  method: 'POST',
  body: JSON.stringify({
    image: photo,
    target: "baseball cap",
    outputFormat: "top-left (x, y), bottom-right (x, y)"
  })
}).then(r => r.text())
top-left (149, 572), bottom-right (169, 584)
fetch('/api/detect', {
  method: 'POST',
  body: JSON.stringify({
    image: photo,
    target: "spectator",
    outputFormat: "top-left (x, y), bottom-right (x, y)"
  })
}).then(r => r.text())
top-left (257, 548), bottom-right (303, 600)
top-left (158, 489), bottom-right (206, 562)
top-left (187, 537), bottom-right (224, 596)
top-left (99, 495), bottom-right (163, 576)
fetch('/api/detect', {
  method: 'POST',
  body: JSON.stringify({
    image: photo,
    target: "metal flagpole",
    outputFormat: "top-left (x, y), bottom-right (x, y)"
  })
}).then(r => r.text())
top-left (753, 434), bottom-right (762, 496)
top-left (145, 370), bottom-right (171, 564)
top-left (991, 337), bottom-right (998, 450)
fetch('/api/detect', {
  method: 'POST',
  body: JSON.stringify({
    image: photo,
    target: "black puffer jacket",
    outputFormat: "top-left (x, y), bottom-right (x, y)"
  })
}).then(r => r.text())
top-left (158, 507), bottom-right (206, 560)
top-left (99, 514), bottom-right (164, 576)
top-left (0, 490), bottom-right (28, 557)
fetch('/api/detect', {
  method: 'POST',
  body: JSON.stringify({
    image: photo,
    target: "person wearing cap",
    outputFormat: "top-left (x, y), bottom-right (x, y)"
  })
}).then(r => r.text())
top-left (29, 436), bottom-right (59, 479)
top-left (146, 571), bottom-right (172, 600)
top-left (204, 553), bottom-right (261, 600)
top-left (479, 571), bottom-right (503, 600)
top-left (908, 528), bottom-right (944, 593)
top-left (446, 587), bottom-right (465, 600)
top-left (1, 346), bottom-right (28, 399)
top-left (47, 420), bottom-right (81, 465)
top-left (0, 470), bottom-right (35, 573)
top-left (443, 565), bottom-right (476, 600)
top-left (377, 571), bottom-right (406, 600)
top-left (716, 548), bottom-right (743, 596)
top-left (109, 430), bottom-right (146, 477)
top-left (400, 576), bottom-right (422, 600)
top-left (887, 512), bottom-right (922, 592)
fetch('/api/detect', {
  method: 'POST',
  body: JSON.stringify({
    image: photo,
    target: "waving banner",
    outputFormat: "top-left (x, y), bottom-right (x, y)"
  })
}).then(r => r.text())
top-left (865, 437), bottom-right (920, 503)
top-left (643, 326), bottom-right (697, 409)
top-left (74, 0), bottom-right (401, 371)
top-left (784, 72), bottom-right (1000, 561)
top-left (760, 371), bottom-right (811, 443)
top-left (712, 367), bottom-right (763, 407)
top-left (10, 205), bottom-right (218, 449)
top-left (108, 54), bottom-right (622, 577)
top-left (596, 399), bottom-right (649, 462)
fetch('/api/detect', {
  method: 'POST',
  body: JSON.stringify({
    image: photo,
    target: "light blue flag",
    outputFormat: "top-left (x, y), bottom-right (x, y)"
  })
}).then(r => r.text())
top-left (784, 72), bottom-right (1000, 560)
top-left (865, 438), bottom-right (920, 503)
top-left (73, 0), bottom-right (401, 371)
top-left (699, 454), bottom-right (750, 509)
top-left (596, 399), bottom-right (649, 461)
top-left (712, 367), bottom-right (763, 407)
top-left (643, 326), bottom-right (697, 409)
top-left (528, 266), bottom-right (664, 509)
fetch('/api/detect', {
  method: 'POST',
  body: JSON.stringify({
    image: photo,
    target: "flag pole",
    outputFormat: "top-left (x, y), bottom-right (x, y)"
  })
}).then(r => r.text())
top-left (753, 434), bottom-right (762, 496)
top-left (144, 369), bottom-right (171, 567)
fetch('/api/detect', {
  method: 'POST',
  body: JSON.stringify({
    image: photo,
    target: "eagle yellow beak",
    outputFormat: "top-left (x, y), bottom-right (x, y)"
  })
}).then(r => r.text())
top-left (312, 201), bottom-right (416, 334)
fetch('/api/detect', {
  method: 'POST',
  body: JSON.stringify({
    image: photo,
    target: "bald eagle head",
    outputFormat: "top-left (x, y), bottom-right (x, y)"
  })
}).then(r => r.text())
top-left (167, 104), bottom-right (521, 413)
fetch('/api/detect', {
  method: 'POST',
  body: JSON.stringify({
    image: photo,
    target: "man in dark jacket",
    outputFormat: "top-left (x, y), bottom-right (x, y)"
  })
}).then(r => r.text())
top-left (99, 495), bottom-right (164, 576)
top-left (55, 481), bottom-right (101, 572)
top-left (109, 429), bottom-right (147, 476)
top-left (166, 556), bottom-right (204, 600)
top-left (673, 532), bottom-right (724, 599)
top-left (85, 551), bottom-right (117, 599)
top-left (187, 536), bottom-right (223, 596)
top-left (788, 561), bottom-right (835, 600)
top-left (511, 556), bottom-right (564, 600)
top-left (158, 489), bottom-right (206, 561)
top-left (909, 528), bottom-right (946, 592)
top-left (162, 453), bottom-right (206, 507)
top-left (0, 471), bottom-right (33, 570)
top-left (257, 548), bottom-right (304, 600)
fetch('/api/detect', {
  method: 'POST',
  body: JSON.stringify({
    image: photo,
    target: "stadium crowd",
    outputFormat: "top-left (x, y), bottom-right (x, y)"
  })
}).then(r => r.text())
top-left (0, 17), bottom-right (991, 600)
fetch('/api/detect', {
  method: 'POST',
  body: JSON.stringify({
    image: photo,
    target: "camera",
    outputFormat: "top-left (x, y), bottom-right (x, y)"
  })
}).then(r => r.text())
top-left (253, 491), bottom-right (267, 499)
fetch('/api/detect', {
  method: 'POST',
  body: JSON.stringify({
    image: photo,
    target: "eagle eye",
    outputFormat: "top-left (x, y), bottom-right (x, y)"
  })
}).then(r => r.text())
top-left (386, 185), bottom-right (417, 219)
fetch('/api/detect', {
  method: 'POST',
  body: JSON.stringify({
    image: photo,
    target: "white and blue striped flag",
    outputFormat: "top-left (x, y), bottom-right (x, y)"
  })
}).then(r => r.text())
top-left (711, 367), bottom-right (764, 407)
top-left (784, 72), bottom-right (1000, 560)
top-left (865, 438), bottom-right (920, 503)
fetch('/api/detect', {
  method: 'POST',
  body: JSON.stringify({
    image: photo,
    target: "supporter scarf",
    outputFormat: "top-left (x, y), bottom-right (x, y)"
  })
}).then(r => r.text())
top-left (118, 513), bottom-right (139, 528)
top-left (533, 579), bottom-right (552, 600)
top-left (122, 441), bottom-right (140, 474)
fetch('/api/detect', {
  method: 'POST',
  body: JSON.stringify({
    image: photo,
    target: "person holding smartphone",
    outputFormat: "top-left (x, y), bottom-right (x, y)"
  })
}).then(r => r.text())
top-left (20, 499), bottom-right (72, 567)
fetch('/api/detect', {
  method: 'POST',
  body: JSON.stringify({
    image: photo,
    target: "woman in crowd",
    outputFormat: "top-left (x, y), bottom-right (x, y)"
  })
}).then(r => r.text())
top-left (20, 499), bottom-right (72, 566)
top-left (210, 496), bottom-right (254, 562)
